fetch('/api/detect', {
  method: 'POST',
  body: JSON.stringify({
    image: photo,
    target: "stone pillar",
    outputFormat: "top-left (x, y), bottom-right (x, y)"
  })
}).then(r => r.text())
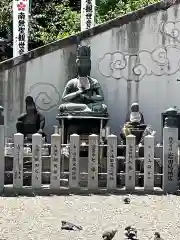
top-left (50, 133), bottom-right (61, 189)
top-left (163, 107), bottom-right (178, 193)
top-left (69, 134), bottom-right (80, 189)
top-left (107, 134), bottom-right (117, 189)
top-left (88, 134), bottom-right (98, 190)
top-left (0, 106), bottom-right (4, 191)
top-left (32, 133), bottom-right (42, 189)
top-left (125, 134), bottom-right (136, 190)
top-left (13, 133), bottom-right (24, 188)
top-left (144, 135), bottom-right (154, 190)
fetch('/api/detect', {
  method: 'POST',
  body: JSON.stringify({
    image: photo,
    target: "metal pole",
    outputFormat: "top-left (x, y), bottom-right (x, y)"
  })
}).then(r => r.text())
top-left (29, 0), bottom-right (32, 13)
top-left (0, 106), bottom-right (4, 191)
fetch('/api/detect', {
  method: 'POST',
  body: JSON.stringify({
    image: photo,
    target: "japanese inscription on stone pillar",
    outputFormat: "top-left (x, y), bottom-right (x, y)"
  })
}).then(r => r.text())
top-left (14, 144), bottom-right (21, 180)
top-left (147, 152), bottom-right (152, 180)
top-left (127, 145), bottom-right (133, 180)
top-left (13, 133), bottom-right (24, 188)
top-left (168, 137), bottom-right (174, 181)
top-left (69, 134), bottom-right (79, 188)
top-left (88, 135), bottom-right (98, 189)
top-left (144, 135), bottom-right (154, 190)
top-left (163, 125), bottom-right (178, 193)
top-left (108, 146), bottom-right (115, 181)
top-left (125, 135), bottom-right (136, 190)
top-left (32, 134), bottom-right (42, 188)
top-left (52, 145), bottom-right (58, 181)
top-left (34, 145), bottom-right (40, 181)
top-left (90, 144), bottom-right (96, 180)
top-left (71, 144), bottom-right (77, 181)
top-left (107, 135), bottom-right (117, 189)
top-left (50, 133), bottom-right (61, 189)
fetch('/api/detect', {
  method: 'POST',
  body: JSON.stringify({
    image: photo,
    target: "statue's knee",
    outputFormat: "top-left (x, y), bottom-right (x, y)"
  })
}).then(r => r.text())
top-left (16, 121), bottom-right (24, 133)
top-left (59, 104), bottom-right (65, 111)
top-left (16, 121), bottom-right (23, 127)
top-left (102, 104), bottom-right (107, 111)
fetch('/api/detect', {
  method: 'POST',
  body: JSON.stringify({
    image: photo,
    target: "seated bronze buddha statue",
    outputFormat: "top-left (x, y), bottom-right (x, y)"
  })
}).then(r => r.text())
top-left (59, 45), bottom-right (108, 116)
top-left (16, 96), bottom-right (46, 140)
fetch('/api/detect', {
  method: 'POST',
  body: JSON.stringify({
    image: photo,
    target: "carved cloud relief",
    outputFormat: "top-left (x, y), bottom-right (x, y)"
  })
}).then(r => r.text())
top-left (98, 45), bottom-right (180, 81)
top-left (160, 20), bottom-right (180, 43)
top-left (27, 82), bottom-right (60, 111)
top-left (98, 18), bottom-right (180, 81)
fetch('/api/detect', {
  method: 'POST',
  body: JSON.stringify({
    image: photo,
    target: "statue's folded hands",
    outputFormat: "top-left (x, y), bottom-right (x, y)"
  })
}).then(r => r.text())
top-left (62, 88), bottom-right (84, 102)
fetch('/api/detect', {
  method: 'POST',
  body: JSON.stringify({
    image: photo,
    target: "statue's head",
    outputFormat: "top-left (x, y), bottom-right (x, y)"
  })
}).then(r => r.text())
top-left (76, 45), bottom-right (91, 77)
top-left (131, 102), bottom-right (139, 112)
top-left (130, 102), bottom-right (141, 123)
top-left (25, 96), bottom-right (37, 114)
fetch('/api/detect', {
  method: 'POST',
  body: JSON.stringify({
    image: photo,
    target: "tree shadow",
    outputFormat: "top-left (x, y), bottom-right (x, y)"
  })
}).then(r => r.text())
top-left (1, 186), bottom-right (180, 197)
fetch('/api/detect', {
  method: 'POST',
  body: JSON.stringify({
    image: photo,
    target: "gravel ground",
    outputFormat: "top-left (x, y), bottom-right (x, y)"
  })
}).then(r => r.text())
top-left (0, 194), bottom-right (180, 239)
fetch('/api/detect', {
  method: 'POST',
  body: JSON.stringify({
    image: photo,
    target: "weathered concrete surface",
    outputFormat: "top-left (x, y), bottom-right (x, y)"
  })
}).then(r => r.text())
top-left (0, 194), bottom-right (180, 239)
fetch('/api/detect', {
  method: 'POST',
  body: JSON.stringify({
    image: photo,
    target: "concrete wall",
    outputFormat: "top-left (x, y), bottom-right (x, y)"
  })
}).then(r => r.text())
top-left (1, 1), bottom-right (180, 141)
top-left (1, 45), bottom-right (77, 140)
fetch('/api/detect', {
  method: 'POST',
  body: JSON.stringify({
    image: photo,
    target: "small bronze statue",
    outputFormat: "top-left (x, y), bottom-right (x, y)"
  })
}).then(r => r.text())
top-left (16, 96), bottom-right (46, 140)
top-left (120, 102), bottom-right (146, 144)
top-left (126, 103), bottom-right (144, 124)
top-left (59, 45), bottom-right (108, 116)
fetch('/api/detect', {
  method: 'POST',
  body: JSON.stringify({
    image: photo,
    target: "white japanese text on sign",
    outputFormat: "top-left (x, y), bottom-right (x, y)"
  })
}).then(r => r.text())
top-left (13, 0), bottom-right (29, 57)
top-left (85, 0), bottom-right (93, 29)
top-left (81, 0), bottom-right (95, 31)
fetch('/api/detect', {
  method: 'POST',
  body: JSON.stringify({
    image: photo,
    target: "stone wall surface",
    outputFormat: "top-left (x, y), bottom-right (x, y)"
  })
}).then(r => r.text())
top-left (1, 0), bottom-right (180, 141)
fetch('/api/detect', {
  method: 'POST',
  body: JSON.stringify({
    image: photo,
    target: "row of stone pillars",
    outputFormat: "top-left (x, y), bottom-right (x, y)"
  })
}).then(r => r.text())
top-left (0, 106), bottom-right (179, 193)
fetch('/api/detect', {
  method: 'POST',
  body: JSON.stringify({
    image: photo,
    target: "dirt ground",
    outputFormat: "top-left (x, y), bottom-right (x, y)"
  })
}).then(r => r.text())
top-left (0, 194), bottom-right (179, 240)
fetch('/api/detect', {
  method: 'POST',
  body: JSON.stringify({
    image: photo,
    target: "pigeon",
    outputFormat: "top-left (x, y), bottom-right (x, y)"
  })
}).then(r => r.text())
top-left (154, 232), bottom-right (163, 240)
top-left (61, 221), bottom-right (83, 231)
top-left (124, 226), bottom-right (138, 239)
top-left (124, 197), bottom-right (131, 204)
top-left (102, 230), bottom-right (117, 240)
